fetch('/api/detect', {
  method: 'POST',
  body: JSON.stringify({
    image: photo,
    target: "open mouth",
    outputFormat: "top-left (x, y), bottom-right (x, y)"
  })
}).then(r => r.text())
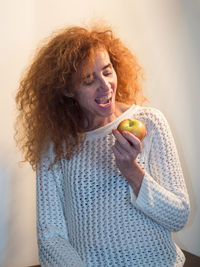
top-left (95, 94), bottom-right (112, 107)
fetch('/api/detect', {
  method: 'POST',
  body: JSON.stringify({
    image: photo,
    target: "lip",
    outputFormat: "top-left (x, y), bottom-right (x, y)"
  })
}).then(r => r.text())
top-left (95, 92), bottom-right (112, 99)
top-left (95, 94), bottom-right (113, 109)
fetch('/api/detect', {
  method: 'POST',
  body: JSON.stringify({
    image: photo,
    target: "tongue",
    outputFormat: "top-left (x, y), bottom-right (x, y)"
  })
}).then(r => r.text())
top-left (95, 98), bottom-right (109, 104)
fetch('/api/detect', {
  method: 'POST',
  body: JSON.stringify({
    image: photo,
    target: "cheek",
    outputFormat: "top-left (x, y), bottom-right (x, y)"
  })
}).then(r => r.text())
top-left (75, 89), bottom-right (94, 107)
top-left (112, 73), bottom-right (118, 91)
top-left (113, 70), bottom-right (118, 85)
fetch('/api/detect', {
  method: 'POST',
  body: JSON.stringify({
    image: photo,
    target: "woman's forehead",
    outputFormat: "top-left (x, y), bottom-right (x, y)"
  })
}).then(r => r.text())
top-left (79, 48), bottom-right (110, 76)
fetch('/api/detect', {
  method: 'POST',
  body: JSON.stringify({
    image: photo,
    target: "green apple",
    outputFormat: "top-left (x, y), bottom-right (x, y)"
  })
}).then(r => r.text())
top-left (117, 119), bottom-right (146, 140)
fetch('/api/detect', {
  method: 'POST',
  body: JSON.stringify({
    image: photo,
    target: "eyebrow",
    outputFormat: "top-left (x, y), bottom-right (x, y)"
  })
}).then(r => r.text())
top-left (102, 63), bottom-right (112, 70)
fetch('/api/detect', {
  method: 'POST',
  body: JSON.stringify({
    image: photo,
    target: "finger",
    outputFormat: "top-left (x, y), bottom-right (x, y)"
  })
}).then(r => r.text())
top-left (112, 129), bottom-right (142, 153)
top-left (114, 140), bottom-right (128, 154)
top-left (113, 136), bottom-right (139, 162)
top-left (122, 131), bottom-right (142, 153)
top-left (112, 145), bottom-right (122, 160)
top-left (112, 129), bottom-right (132, 153)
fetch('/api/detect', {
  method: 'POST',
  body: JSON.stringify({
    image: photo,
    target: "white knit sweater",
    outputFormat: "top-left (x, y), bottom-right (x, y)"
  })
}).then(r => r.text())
top-left (36, 105), bottom-right (190, 267)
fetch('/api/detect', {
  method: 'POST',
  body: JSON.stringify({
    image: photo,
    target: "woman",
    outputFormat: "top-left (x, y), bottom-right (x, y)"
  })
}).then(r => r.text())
top-left (15, 25), bottom-right (190, 266)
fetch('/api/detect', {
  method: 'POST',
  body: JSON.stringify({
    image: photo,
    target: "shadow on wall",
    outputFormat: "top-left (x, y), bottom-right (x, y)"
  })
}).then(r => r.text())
top-left (0, 146), bottom-right (37, 267)
top-left (172, 0), bottom-right (200, 255)
top-left (0, 149), bottom-right (22, 265)
top-left (179, 1), bottom-right (200, 117)
top-left (0, 154), bottom-right (12, 264)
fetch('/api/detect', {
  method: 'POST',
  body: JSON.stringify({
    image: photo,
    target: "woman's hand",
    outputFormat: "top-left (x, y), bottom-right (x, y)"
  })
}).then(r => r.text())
top-left (112, 129), bottom-right (145, 196)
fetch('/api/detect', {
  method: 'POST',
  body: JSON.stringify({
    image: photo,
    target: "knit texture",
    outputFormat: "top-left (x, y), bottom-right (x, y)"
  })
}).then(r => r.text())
top-left (36, 105), bottom-right (190, 267)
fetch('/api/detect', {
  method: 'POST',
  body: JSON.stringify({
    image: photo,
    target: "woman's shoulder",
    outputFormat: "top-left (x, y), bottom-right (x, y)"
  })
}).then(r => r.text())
top-left (116, 102), bottom-right (168, 127)
top-left (134, 105), bottom-right (165, 119)
top-left (133, 105), bottom-right (169, 130)
top-left (117, 102), bottom-right (165, 119)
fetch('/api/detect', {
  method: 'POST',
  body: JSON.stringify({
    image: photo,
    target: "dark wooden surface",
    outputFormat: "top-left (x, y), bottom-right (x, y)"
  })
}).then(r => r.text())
top-left (29, 250), bottom-right (200, 267)
top-left (183, 250), bottom-right (200, 267)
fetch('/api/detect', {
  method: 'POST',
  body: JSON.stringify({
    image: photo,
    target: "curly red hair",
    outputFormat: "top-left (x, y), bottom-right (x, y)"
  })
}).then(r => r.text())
top-left (15, 24), bottom-right (145, 170)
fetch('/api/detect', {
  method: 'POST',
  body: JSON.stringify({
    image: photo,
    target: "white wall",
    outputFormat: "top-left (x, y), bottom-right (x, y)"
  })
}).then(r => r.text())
top-left (0, 0), bottom-right (199, 266)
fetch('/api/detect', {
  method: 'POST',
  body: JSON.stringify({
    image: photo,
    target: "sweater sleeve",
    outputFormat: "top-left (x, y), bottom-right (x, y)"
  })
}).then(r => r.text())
top-left (130, 109), bottom-right (190, 232)
top-left (36, 144), bottom-right (85, 267)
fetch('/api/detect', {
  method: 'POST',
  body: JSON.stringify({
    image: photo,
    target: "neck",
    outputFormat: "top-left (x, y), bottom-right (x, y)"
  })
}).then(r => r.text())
top-left (83, 102), bottom-right (132, 131)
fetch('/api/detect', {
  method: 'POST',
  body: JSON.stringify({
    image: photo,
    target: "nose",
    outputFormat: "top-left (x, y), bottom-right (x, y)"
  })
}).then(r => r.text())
top-left (99, 76), bottom-right (110, 92)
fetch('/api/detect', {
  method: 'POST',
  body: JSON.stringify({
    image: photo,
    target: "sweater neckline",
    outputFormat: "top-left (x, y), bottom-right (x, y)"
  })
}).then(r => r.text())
top-left (85, 104), bottom-right (139, 139)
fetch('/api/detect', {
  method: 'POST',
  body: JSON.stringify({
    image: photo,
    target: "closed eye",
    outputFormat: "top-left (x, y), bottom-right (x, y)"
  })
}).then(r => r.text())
top-left (83, 74), bottom-right (94, 85)
top-left (103, 64), bottom-right (113, 76)
top-left (82, 63), bottom-right (113, 85)
top-left (103, 71), bottom-right (112, 76)
top-left (83, 79), bottom-right (94, 86)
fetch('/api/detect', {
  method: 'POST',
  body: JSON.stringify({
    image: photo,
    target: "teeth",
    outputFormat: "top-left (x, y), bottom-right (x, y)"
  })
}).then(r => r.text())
top-left (95, 94), bottom-right (112, 104)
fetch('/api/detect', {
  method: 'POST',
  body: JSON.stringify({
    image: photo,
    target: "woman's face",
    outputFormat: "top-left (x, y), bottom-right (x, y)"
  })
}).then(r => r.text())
top-left (72, 48), bottom-right (118, 129)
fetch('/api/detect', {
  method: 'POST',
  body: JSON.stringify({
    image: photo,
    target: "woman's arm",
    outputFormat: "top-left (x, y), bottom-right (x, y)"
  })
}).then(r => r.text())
top-left (131, 109), bottom-right (190, 232)
top-left (36, 144), bottom-right (85, 267)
